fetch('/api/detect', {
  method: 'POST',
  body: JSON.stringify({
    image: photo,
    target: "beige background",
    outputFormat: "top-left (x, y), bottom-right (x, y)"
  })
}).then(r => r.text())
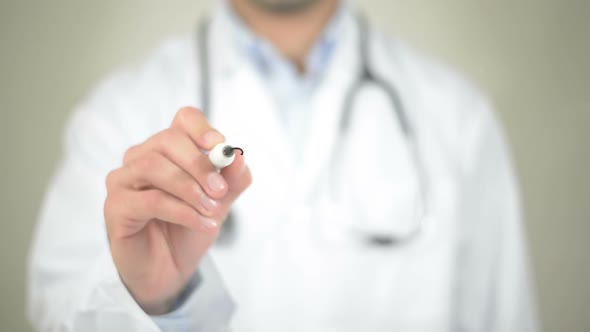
top-left (1, 1), bottom-right (588, 331)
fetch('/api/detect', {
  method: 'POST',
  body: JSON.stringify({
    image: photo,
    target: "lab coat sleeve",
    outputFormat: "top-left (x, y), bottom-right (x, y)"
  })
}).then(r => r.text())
top-left (453, 95), bottom-right (540, 332)
top-left (27, 74), bottom-right (234, 331)
top-left (150, 257), bottom-right (233, 332)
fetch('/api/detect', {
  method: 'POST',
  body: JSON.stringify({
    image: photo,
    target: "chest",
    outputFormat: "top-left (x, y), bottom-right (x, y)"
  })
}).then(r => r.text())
top-left (206, 68), bottom-right (462, 330)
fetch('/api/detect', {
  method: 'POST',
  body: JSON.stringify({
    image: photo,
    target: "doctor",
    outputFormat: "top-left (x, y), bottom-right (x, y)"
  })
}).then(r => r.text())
top-left (27, 0), bottom-right (539, 331)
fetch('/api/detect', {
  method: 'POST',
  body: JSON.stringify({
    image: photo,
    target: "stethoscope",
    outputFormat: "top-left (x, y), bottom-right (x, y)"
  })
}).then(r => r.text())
top-left (197, 14), bottom-right (429, 247)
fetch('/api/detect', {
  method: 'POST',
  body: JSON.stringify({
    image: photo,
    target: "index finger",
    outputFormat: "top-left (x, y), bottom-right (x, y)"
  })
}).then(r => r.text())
top-left (171, 106), bottom-right (225, 149)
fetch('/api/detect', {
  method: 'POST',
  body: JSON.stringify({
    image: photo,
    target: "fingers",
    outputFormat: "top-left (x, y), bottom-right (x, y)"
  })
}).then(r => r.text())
top-left (123, 128), bottom-right (228, 200)
top-left (171, 106), bottom-right (226, 150)
top-left (120, 152), bottom-right (223, 219)
top-left (106, 189), bottom-right (218, 238)
top-left (105, 106), bottom-right (252, 239)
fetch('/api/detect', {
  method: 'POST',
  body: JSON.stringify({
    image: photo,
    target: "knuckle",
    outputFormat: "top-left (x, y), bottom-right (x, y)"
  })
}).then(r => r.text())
top-left (192, 107), bottom-right (206, 121)
top-left (123, 145), bottom-right (138, 164)
top-left (175, 106), bottom-right (208, 134)
top-left (134, 153), bottom-right (159, 174)
top-left (177, 106), bottom-right (196, 116)
top-left (103, 194), bottom-right (113, 215)
top-left (157, 130), bottom-right (175, 149)
top-left (175, 106), bottom-right (200, 125)
top-left (103, 193), bottom-right (121, 230)
top-left (106, 219), bottom-right (128, 241)
top-left (105, 169), bottom-right (120, 190)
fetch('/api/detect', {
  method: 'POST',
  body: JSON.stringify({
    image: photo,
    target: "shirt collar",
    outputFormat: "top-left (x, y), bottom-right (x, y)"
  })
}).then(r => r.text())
top-left (218, 0), bottom-right (348, 80)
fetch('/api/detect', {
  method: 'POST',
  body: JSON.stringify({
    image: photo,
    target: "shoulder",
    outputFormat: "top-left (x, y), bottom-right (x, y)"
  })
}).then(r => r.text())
top-left (370, 27), bottom-right (501, 165)
top-left (372, 28), bottom-right (492, 122)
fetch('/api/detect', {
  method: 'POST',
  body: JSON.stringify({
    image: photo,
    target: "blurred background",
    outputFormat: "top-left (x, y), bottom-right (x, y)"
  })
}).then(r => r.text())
top-left (1, 0), bottom-right (588, 331)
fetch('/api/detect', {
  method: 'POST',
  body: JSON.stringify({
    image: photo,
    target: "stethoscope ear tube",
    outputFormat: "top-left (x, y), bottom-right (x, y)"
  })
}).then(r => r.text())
top-left (341, 14), bottom-right (410, 137)
top-left (335, 14), bottom-right (427, 247)
top-left (197, 18), bottom-right (212, 118)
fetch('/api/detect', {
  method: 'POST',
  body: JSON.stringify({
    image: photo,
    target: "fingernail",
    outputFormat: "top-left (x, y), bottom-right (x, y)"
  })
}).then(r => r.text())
top-left (201, 131), bottom-right (224, 147)
top-left (201, 217), bottom-right (218, 229)
top-left (207, 172), bottom-right (227, 193)
top-left (200, 194), bottom-right (218, 212)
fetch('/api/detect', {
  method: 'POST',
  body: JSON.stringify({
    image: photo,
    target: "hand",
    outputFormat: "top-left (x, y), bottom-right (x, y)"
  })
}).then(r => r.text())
top-left (104, 107), bottom-right (252, 315)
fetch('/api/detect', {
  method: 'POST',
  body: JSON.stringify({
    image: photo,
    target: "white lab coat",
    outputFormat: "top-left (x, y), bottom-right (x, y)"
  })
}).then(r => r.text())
top-left (27, 7), bottom-right (538, 332)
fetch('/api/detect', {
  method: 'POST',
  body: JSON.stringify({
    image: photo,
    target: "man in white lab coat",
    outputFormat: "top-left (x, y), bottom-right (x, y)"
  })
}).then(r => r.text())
top-left (27, 0), bottom-right (539, 331)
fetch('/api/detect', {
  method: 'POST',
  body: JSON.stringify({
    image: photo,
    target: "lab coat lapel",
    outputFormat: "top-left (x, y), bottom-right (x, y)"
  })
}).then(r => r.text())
top-left (206, 10), bottom-right (294, 177)
top-left (206, 14), bottom-right (296, 220)
top-left (213, 68), bottom-right (295, 173)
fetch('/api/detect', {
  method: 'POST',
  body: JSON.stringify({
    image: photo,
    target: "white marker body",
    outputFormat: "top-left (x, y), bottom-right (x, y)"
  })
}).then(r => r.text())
top-left (209, 143), bottom-right (236, 169)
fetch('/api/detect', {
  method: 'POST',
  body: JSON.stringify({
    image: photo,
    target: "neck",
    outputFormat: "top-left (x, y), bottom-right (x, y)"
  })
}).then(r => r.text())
top-left (230, 0), bottom-right (340, 72)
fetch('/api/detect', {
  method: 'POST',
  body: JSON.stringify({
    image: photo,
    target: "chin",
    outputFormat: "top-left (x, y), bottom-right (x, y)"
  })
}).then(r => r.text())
top-left (250, 0), bottom-right (319, 14)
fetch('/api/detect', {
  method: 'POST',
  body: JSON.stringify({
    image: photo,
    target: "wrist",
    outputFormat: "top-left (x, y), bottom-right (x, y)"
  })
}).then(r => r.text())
top-left (132, 272), bottom-right (202, 315)
top-left (120, 277), bottom-right (185, 315)
top-left (129, 285), bottom-right (181, 315)
top-left (141, 297), bottom-right (177, 316)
